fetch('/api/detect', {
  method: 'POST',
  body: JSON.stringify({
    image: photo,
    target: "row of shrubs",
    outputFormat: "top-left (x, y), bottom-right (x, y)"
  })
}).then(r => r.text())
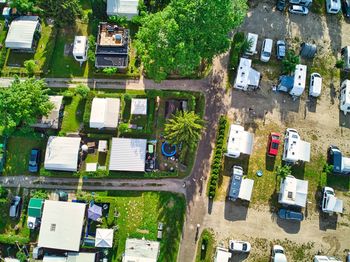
top-left (208, 116), bottom-right (227, 198)
top-left (228, 32), bottom-right (246, 74)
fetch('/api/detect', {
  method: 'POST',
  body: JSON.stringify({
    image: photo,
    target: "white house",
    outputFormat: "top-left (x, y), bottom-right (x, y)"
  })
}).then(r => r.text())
top-left (278, 64), bottom-right (307, 97)
top-left (123, 238), bottom-right (160, 262)
top-left (44, 136), bottom-right (81, 172)
top-left (340, 80), bottom-right (350, 115)
top-left (109, 138), bottom-right (147, 172)
top-left (131, 98), bottom-right (147, 115)
top-left (279, 175), bottom-right (308, 207)
top-left (234, 58), bottom-right (261, 91)
top-left (38, 200), bottom-right (86, 251)
top-left (226, 124), bottom-right (254, 158)
top-left (89, 98), bottom-right (120, 129)
top-left (73, 36), bottom-right (88, 65)
top-left (214, 247), bottom-right (232, 262)
top-left (5, 16), bottom-right (41, 52)
top-left (107, 0), bottom-right (139, 19)
top-left (32, 96), bottom-right (64, 129)
top-left (282, 128), bottom-right (310, 163)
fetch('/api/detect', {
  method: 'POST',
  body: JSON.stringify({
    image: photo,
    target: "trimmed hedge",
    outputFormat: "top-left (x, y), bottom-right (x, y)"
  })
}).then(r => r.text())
top-left (208, 116), bottom-right (227, 198)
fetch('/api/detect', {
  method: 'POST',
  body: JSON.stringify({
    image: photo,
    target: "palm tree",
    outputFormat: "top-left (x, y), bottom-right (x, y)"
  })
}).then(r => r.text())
top-left (164, 111), bottom-right (205, 148)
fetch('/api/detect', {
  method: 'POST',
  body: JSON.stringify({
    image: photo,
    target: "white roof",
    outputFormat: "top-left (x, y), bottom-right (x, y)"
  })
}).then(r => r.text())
top-left (283, 130), bottom-right (310, 163)
top-left (109, 138), bottom-right (146, 172)
top-left (38, 200), bottom-right (86, 251)
top-left (290, 64), bottom-right (307, 96)
top-left (326, 195), bottom-right (343, 213)
top-left (131, 98), bottom-right (147, 115)
top-left (214, 247), bottom-right (232, 262)
top-left (314, 256), bottom-right (342, 262)
top-left (43, 257), bottom-right (66, 262)
top-left (44, 136), bottom-right (81, 172)
top-left (238, 178), bottom-right (254, 201)
top-left (226, 124), bottom-right (254, 158)
top-left (234, 58), bottom-right (260, 90)
top-left (107, 0), bottom-right (138, 18)
top-left (86, 163), bottom-right (97, 172)
top-left (246, 33), bottom-right (258, 55)
top-left (5, 16), bottom-right (39, 49)
top-left (309, 73), bottom-right (322, 97)
top-left (90, 98), bottom-right (120, 129)
top-left (4, 259), bottom-right (20, 262)
top-left (32, 96), bottom-right (63, 129)
top-left (67, 253), bottom-right (96, 262)
top-left (73, 36), bottom-right (87, 57)
top-left (95, 229), bottom-right (114, 248)
top-left (341, 80), bottom-right (350, 105)
top-left (123, 238), bottom-right (160, 262)
top-left (279, 175), bottom-right (308, 207)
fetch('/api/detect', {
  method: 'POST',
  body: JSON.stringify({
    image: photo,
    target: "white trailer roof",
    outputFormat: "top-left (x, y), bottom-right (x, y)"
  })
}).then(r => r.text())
top-left (238, 178), bottom-right (254, 201)
top-left (73, 36), bottom-right (87, 57)
top-left (107, 0), bottom-right (138, 18)
top-left (214, 247), bottom-right (232, 262)
top-left (283, 130), bottom-right (310, 163)
top-left (341, 80), bottom-right (350, 105)
top-left (131, 98), bottom-right (147, 115)
top-left (67, 253), bottom-right (96, 262)
top-left (234, 58), bottom-right (260, 90)
top-left (290, 64), bottom-right (307, 96)
top-left (109, 138), bottom-right (147, 172)
top-left (123, 238), bottom-right (160, 262)
top-left (5, 16), bottom-right (39, 49)
top-left (279, 175), bottom-right (308, 207)
top-left (38, 200), bottom-right (86, 251)
top-left (90, 98), bottom-right (120, 129)
top-left (226, 124), bottom-right (254, 158)
top-left (326, 195), bottom-right (343, 213)
top-left (44, 136), bottom-right (81, 172)
top-left (246, 33), bottom-right (258, 55)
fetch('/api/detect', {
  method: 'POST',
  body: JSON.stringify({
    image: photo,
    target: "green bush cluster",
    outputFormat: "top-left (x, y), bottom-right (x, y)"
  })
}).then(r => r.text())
top-left (228, 32), bottom-right (246, 72)
top-left (208, 116), bottom-right (227, 198)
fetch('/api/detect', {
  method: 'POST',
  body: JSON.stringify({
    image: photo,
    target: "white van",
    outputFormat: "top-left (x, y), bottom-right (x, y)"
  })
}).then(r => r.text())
top-left (245, 33), bottom-right (258, 56)
top-left (309, 72), bottom-right (322, 97)
top-left (260, 38), bottom-right (273, 62)
top-left (340, 80), bottom-right (350, 115)
top-left (326, 0), bottom-right (341, 14)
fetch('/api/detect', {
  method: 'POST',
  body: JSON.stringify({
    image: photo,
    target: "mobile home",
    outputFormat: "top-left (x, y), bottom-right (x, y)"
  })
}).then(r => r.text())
top-left (234, 58), bottom-right (260, 91)
top-left (282, 128), bottom-right (310, 163)
top-left (226, 124), bottom-right (254, 158)
top-left (340, 80), bottom-right (350, 115)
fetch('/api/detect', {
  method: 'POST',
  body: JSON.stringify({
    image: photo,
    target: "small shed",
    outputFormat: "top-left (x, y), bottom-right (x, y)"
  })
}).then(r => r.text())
top-left (300, 42), bottom-right (317, 59)
top-left (28, 198), bottom-right (44, 218)
top-left (90, 98), bottom-right (120, 129)
top-left (95, 228), bottom-right (114, 248)
top-left (131, 98), bottom-right (147, 115)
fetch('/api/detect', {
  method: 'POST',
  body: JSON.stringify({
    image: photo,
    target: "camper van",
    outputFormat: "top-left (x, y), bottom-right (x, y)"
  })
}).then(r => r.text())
top-left (340, 80), bottom-right (350, 115)
top-left (341, 46), bottom-right (350, 71)
top-left (326, 0), bottom-right (341, 13)
top-left (244, 33), bottom-right (258, 56)
top-left (73, 36), bottom-right (88, 65)
top-left (309, 73), bottom-right (322, 97)
top-left (289, 0), bottom-right (312, 7)
top-left (314, 255), bottom-right (342, 262)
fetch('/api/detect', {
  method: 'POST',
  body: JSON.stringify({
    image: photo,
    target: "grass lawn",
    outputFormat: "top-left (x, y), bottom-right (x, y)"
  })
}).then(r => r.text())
top-left (59, 95), bottom-right (86, 135)
top-left (4, 136), bottom-right (46, 176)
top-left (79, 191), bottom-right (186, 262)
top-left (195, 229), bottom-right (215, 262)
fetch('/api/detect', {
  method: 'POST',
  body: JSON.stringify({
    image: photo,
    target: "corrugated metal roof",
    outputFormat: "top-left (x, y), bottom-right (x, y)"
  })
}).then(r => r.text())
top-left (109, 138), bottom-right (146, 172)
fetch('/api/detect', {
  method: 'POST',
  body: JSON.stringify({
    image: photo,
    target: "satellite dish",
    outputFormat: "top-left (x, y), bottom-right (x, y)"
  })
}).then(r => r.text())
top-left (81, 144), bottom-right (88, 152)
top-left (28, 222), bottom-right (35, 229)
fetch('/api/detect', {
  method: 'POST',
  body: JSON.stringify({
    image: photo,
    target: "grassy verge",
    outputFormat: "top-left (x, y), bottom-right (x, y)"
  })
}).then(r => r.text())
top-left (78, 190), bottom-right (186, 262)
top-left (59, 95), bottom-right (86, 135)
top-left (195, 229), bottom-right (216, 262)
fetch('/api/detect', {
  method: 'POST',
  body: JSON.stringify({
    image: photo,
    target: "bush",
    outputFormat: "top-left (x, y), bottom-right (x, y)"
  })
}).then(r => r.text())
top-left (207, 115), bottom-right (227, 197)
top-left (0, 186), bottom-right (8, 199)
top-left (87, 35), bottom-right (96, 63)
top-left (75, 84), bottom-right (91, 99)
top-left (103, 67), bottom-right (118, 75)
top-left (24, 59), bottom-right (37, 76)
top-left (335, 59), bottom-right (345, 69)
top-left (31, 189), bottom-right (49, 199)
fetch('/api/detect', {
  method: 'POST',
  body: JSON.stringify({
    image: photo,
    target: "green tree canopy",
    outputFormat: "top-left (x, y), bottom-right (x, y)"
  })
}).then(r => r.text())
top-left (135, 0), bottom-right (248, 81)
top-left (10, 0), bottom-right (42, 14)
top-left (75, 84), bottom-right (90, 99)
top-left (164, 111), bottom-right (205, 149)
top-left (0, 77), bottom-right (54, 135)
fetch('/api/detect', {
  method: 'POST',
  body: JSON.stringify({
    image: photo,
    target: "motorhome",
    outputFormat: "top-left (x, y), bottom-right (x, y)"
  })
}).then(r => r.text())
top-left (226, 124), bottom-right (254, 158)
top-left (282, 128), bottom-right (311, 163)
top-left (278, 64), bottom-right (307, 97)
top-left (234, 58), bottom-right (261, 91)
top-left (279, 175), bottom-right (308, 208)
top-left (340, 80), bottom-right (350, 115)
top-left (73, 36), bottom-right (88, 65)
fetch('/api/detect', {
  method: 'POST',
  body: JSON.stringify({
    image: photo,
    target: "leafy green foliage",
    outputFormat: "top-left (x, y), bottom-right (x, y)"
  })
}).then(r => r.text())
top-left (10, 0), bottom-right (42, 14)
top-left (103, 67), bottom-right (118, 75)
top-left (31, 189), bottom-right (49, 199)
top-left (135, 0), bottom-right (248, 81)
top-left (24, 59), bottom-right (37, 76)
top-left (0, 186), bottom-right (8, 199)
top-left (164, 111), bottom-right (205, 148)
top-left (38, 0), bottom-right (82, 27)
top-left (276, 165), bottom-right (292, 179)
top-left (0, 77), bottom-right (54, 135)
top-left (75, 84), bottom-right (90, 99)
top-left (335, 59), bottom-right (345, 69)
top-left (229, 32), bottom-right (247, 71)
top-left (16, 251), bottom-right (27, 262)
top-left (323, 163), bottom-right (334, 175)
top-left (208, 116), bottom-right (227, 198)
top-left (282, 50), bottom-right (300, 74)
top-left (87, 35), bottom-right (96, 63)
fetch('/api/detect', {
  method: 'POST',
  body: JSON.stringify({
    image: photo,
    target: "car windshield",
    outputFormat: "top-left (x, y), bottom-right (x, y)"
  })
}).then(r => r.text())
top-left (263, 51), bottom-right (270, 57)
top-left (242, 243), bottom-right (247, 250)
top-left (275, 249), bottom-right (284, 254)
top-left (30, 153), bottom-right (36, 162)
top-left (271, 142), bottom-right (279, 149)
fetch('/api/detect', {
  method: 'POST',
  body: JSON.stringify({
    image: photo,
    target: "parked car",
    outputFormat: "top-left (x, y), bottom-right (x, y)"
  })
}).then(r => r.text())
top-left (29, 149), bottom-right (40, 173)
top-left (309, 73), bottom-right (322, 97)
top-left (271, 245), bottom-right (287, 262)
top-left (267, 132), bottom-right (281, 157)
top-left (342, 0), bottom-right (350, 18)
top-left (288, 5), bottom-right (309, 15)
top-left (229, 240), bottom-right (251, 253)
top-left (276, 0), bottom-right (286, 11)
top-left (9, 196), bottom-right (21, 218)
top-left (260, 38), bottom-right (273, 62)
top-left (278, 209), bottom-right (304, 221)
top-left (276, 40), bottom-right (286, 60)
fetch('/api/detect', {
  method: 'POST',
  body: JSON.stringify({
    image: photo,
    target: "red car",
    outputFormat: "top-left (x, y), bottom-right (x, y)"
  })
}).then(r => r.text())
top-left (267, 132), bottom-right (281, 156)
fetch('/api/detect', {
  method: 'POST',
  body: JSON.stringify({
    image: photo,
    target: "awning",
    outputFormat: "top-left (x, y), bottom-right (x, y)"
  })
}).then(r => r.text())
top-left (297, 140), bottom-right (311, 162)
top-left (238, 179), bottom-right (254, 201)
top-left (278, 76), bottom-right (294, 92)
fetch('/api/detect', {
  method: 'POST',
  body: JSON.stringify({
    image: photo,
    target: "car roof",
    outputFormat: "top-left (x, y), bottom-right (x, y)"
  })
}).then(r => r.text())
top-left (275, 253), bottom-right (288, 262)
top-left (292, 5), bottom-right (304, 10)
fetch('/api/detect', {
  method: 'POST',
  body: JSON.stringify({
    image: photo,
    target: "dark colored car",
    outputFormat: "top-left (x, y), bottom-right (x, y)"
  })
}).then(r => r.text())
top-left (278, 209), bottom-right (304, 221)
top-left (29, 149), bottom-right (40, 173)
top-left (343, 0), bottom-right (350, 18)
top-left (267, 132), bottom-right (281, 157)
top-left (276, 40), bottom-right (286, 60)
top-left (276, 0), bottom-right (286, 11)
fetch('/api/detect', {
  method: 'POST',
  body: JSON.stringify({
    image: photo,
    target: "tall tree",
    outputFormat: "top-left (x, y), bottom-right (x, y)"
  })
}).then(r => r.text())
top-left (0, 77), bottom-right (53, 135)
top-left (10, 0), bottom-right (41, 14)
top-left (135, 0), bottom-right (248, 81)
top-left (38, 0), bottom-right (82, 27)
top-left (164, 111), bottom-right (205, 149)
